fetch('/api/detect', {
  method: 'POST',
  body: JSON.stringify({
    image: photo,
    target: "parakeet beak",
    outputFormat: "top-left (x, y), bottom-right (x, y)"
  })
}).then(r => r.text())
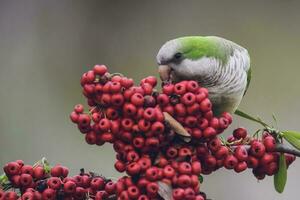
top-left (158, 65), bottom-right (171, 81)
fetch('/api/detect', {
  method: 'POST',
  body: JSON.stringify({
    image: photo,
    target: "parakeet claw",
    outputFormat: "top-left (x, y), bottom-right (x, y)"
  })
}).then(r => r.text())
top-left (163, 112), bottom-right (191, 139)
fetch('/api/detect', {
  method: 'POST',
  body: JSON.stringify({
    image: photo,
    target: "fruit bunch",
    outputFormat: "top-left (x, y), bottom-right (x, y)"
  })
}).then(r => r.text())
top-left (69, 65), bottom-right (237, 199)
top-left (2, 64), bottom-right (297, 200)
top-left (0, 159), bottom-right (119, 200)
top-left (68, 65), bottom-right (296, 200)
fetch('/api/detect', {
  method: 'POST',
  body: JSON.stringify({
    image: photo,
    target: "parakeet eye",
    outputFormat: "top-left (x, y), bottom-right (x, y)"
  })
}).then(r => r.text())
top-left (174, 52), bottom-right (183, 60)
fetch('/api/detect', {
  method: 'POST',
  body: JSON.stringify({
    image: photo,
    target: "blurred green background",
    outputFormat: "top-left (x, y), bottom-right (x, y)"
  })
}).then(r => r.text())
top-left (0, 0), bottom-right (299, 199)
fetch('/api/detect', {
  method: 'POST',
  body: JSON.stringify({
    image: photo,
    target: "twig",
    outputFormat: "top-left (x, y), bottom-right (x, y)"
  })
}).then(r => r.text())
top-left (230, 144), bottom-right (300, 157)
top-left (275, 143), bottom-right (300, 157)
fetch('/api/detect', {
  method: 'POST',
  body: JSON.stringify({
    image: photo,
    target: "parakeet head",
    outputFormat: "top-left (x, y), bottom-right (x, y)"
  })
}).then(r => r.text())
top-left (156, 36), bottom-right (229, 83)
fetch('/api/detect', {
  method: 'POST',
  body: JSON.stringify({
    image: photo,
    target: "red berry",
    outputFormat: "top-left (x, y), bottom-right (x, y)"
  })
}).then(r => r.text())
top-left (173, 188), bottom-right (185, 200)
top-left (224, 155), bottom-right (238, 169)
top-left (21, 165), bottom-right (33, 176)
top-left (64, 181), bottom-right (76, 194)
top-left (234, 161), bottom-right (248, 173)
top-left (250, 141), bottom-right (266, 158)
top-left (146, 182), bottom-right (159, 197)
top-left (33, 166), bottom-right (45, 179)
top-left (145, 167), bottom-right (159, 181)
top-left (186, 81), bottom-right (199, 92)
top-left (199, 98), bottom-right (212, 112)
top-left (42, 188), bottom-right (56, 200)
top-left (127, 185), bottom-right (140, 199)
top-left (178, 162), bottom-right (192, 175)
top-left (74, 104), bottom-right (84, 113)
top-left (174, 82), bottom-right (187, 95)
top-left (233, 127), bottom-right (247, 139)
top-left (203, 127), bottom-right (217, 138)
top-left (5, 162), bottom-right (21, 176)
top-left (93, 64), bottom-right (107, 76)
top-left (263, 136), bottom-right (276, 152)
top-left (47, 177), bottom-right (62, 190)
top-left (20, 174), bottom-right (33, 187)
top-left (50, 165), bottom-right (63, 177)
top-left (131, 93), bottom-right (144, 106)
top-left (90, 177), bottom-right (105, 190)
top-left (234, 146), bottom-right (248, 161)
top-left (181, 93), bottom-right (196, 106)
top-left (177, 174), bottom-right (192, 188)
top-left (126, 162), bottom-right (141, 176)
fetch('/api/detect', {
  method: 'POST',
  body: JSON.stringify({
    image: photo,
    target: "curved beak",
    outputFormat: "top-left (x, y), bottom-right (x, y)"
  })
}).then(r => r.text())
top-left (158, 65), bottom-right (171, 81)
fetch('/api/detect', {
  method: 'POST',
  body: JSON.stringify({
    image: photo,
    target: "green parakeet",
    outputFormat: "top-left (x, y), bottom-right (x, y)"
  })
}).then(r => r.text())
top-left (156, 36), bottom-right (251, 115)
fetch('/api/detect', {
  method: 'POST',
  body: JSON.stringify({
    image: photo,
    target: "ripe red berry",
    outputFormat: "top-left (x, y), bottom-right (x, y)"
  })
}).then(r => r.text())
top-left (50, 165), bottom-right (63, 177)
top-left (145, 167), bottom-right (159, 181)
top-left (78, 114), bottom-right (91, 127)
top-left (234, 161), bottom-right (248, 173)
top-left (64, 181), bottom-right (77, 194)
top-left (126, 162), bottom-right (141, 176)
top-left (20, 174), bottom-right (33, 187)
top-left (93, 64), bottom-right (107, 76)
top-left (263, 136), bottom-right (276, 152)
top-left (177, 174), bottom-right (192, 188)
top-left (203, 127), bottom-right (217, 138)
top-left (42, 188), bottom-right (56, 200)
top-left (33, 166), bottom-right (45, 179)
top-left (224, 155), bottom-right (238, 169)
top-left (173, 188), bottom-right (185, 200)
top-left (47, 177), bottom-right (62, 190)
top-left (234, 146), bottom-right (248, 161)
top-left (146, 182), bottom-right (159, 197)
top-left (21, 165), bottom-right (33, 176)
top-left (199, 98), bottom-right (212, 112)
top-left (233, 127), bottom-right (248, 139)
top-left (5, 162), bottom-right (21, 176)
top-left (178, 162), bottom-right (192, 175)
top-left (250, 141), bottom-right (266, 158)
top-left (127, 185), bottom-right (140, 199)
top-left (181, 92), bottom-right (196, 106)
top-left (131, 93), bottom-right (144, 107)
top-left (208, 137), bottom-right (222, 152)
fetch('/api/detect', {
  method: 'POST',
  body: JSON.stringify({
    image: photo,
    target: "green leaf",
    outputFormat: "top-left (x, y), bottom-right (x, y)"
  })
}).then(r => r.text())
top-left (282, 132), bottom-right (300, 150)
top-left (282, 130), bottom-right (300, 140)
top-left (274, 153), bottom-right (287, 193)
top-left (234, 109), bottom-right (269, 127)
top-left (198, 175), bottom-right (204, 183)
top-left (0, 174), bottom-right (8, 185)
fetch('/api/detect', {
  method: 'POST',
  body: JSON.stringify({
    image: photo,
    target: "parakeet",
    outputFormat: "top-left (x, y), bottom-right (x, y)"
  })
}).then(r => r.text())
top-left (156, 36), bottom-right (251, 115)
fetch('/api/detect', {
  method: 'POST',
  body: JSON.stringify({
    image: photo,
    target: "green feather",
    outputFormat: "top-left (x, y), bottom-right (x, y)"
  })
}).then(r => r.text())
top-left (178, 36), bottom-right (230, 64)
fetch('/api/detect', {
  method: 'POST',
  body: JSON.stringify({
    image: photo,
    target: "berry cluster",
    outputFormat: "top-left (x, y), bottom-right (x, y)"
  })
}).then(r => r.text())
top-left (1, 160), bottom-right (119, 200)
top-left (1, 65), bottom-right (297, 199)
top-left (221, 129), bottom-right (296, 179)
top-left (69, 65), bottom-right (238, 199)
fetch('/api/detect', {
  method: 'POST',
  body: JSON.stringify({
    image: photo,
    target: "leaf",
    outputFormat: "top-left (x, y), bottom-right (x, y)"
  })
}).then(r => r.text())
top-left (274, 153), bottom-right (287, 193)
top-left (234, 109), bottom-right (268, 127)
top-left (282, 132), bottom-right (300, 150)
top-left (0, 174), bottom-right (8, 185)
top-left (282, 130), bottom-right (300, 140)
top-left (198, 175), bottom-right (204, 183)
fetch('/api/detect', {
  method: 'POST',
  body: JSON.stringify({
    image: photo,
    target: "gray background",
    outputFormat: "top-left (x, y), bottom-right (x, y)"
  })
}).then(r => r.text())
top-left (0, 0), bottom-right (299, 199)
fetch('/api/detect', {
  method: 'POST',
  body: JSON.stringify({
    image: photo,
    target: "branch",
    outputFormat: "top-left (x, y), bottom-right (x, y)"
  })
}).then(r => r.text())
top-left (275, 143), bottom-right (300, 157)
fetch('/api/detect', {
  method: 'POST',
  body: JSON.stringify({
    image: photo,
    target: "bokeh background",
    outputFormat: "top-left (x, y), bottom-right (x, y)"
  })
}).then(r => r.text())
top-left (0, 0), bottom-right (300, 199)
